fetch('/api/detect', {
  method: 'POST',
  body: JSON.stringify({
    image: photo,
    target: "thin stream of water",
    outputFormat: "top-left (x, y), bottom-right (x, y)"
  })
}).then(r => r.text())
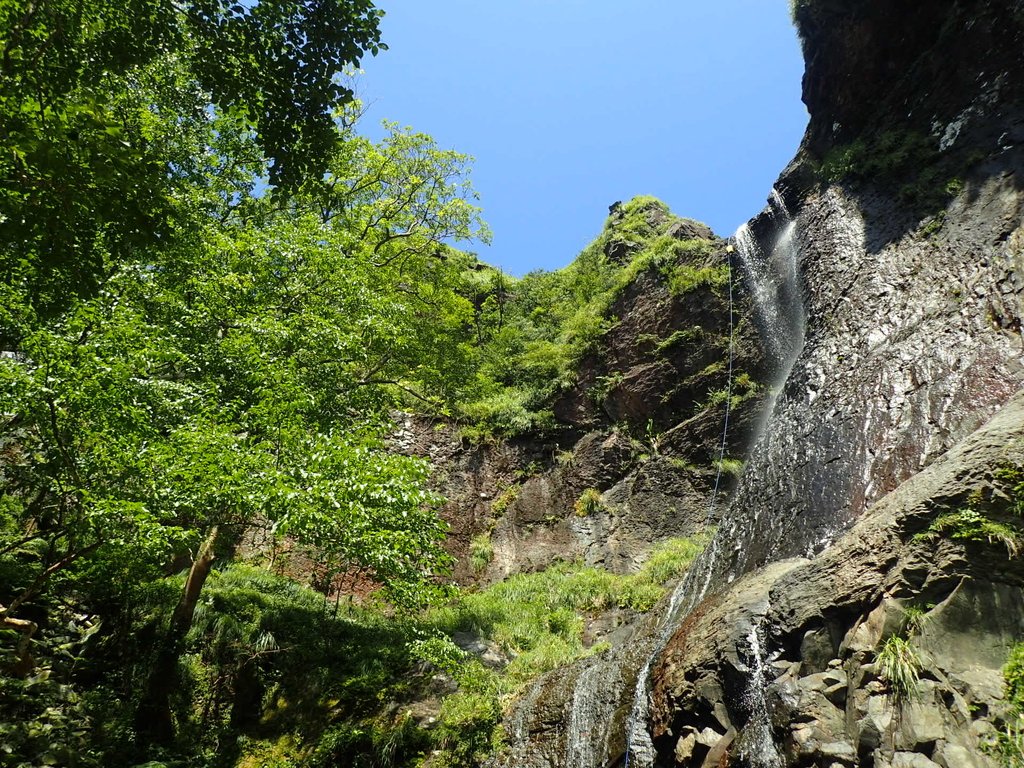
top-left (740, 619), bottom-right (785, 768)
top-left (620, 189), bottom-right (807, 768)
top-left (510, 189), bottom-right (808, 768)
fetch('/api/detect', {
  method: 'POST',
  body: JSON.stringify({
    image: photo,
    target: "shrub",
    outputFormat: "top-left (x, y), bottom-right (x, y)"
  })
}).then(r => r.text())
top-left (574, 488), bottom-right (604, 517)
top-left (667, 262), bottom-right (729, 296)
top-left (877, 634), bottom-right (921, 703)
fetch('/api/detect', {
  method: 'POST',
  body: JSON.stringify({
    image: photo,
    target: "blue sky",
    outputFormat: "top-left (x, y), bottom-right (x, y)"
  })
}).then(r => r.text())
top-left (358, 1), bottom-right (807, 276)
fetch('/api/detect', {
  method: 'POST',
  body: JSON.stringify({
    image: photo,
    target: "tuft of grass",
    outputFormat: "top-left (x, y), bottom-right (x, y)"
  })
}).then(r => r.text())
top-left (716, 457), bottom-right (745, 478)
top-left (667, 262), bottom-right (729, 296)
top-left (926, 508), bottom-right (1023, 556)
top-left (900, 604), bottom-right (931, 636)
top-left (490, 484), bottom-right (520, 516)
top-left (877, 634), bottom-right (922, 703)
top-left (469, 533), bottom-right (494, 574)
top-left (574, 487), bottom-right (604, 517)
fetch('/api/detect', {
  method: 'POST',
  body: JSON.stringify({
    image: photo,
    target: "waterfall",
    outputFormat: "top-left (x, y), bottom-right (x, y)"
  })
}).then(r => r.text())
top-left (617, 188), bottom-right (807, 768)
top-left (503, 188), bottom-right (808, 768)
top-left (735, 189), bottom-right (806, 389)
top-left (565, 663), bottom-right (606, 766)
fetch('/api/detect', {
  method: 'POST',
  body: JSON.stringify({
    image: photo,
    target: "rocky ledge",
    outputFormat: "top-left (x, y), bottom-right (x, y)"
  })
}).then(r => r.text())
top-left (651, 393), bottom-right (1024, 767)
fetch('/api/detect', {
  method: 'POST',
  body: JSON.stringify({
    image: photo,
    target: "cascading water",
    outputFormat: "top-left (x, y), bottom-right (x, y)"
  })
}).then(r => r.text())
top-left (735, 189), bottom-right (806, 388)
top-left (499, 188), bottom-right (808, 768)
top-left (565, 663), bottom-right (605, 766)
top-left (619, 189), bottom-right (808, 768)
top-left (740, 618), bottom-right (784, 768)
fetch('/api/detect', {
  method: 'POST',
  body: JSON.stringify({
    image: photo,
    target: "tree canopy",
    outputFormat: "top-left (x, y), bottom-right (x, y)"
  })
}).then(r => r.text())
top-left (0, 0), bottom-right (498, 756)
top-left (0, 0), bottom-right (385, 324)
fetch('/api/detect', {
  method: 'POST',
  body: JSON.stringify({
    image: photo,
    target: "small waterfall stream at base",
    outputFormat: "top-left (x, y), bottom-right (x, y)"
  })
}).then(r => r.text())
top-left (740, 617), bottom-right (785, 768)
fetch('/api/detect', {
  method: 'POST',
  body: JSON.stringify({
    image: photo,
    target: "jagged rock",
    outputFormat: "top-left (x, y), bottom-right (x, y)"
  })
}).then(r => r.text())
top-left (800, 627), bottom-right (837, 674)
top-left (819, 740), bottom-right (857, 761)
top-left (674, 730), bottom-right (697, 763)
top-left (897, 685), bottom-right (947, 750)
top-left (933, 740), bottom-right (990, 768)
top-left (665, 218), bottom-right (714, 242)
top-left (891, 752), bottom-right (943, 768)
top-left (649, 395), bottom-right (1024, 767)
top-left (852, 691), bottom-right (893, 754)
top-left (452, 631), bottom-right (508, 669)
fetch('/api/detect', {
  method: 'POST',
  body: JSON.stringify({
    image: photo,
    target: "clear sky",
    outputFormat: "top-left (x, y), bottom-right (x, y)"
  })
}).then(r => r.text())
top-left (357, 1), bottom-right (808, 276)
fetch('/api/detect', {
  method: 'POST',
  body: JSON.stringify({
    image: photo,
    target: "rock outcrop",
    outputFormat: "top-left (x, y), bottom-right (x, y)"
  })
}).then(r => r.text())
top-left (403, 205), bottom-right (770, 585)
top-left (652, 393), bottom-right (1024, 767)
top-left (641, 1), bottom-right (1024, 765)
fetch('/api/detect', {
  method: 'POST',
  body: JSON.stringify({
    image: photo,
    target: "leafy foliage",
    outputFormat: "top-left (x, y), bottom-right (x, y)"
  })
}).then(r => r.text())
top-left (0, 1), bottom-right (499, 763)
top-left (877, 634), bottom-right (922, 703)
top-left (927, 509), bottom-right (1022, 556)
top-left (0, 0), bottom-right (386, 324)
top-left (453, 196), bottom-right (721, 437)
top-left (416, 532), bottom-right (709, 765)
top-left (989, 643), bottom-right (1024, 766)
top-left (574, 487), bottom-right (605, 517)
top-left (917, 463), bottom-right (1024, 556)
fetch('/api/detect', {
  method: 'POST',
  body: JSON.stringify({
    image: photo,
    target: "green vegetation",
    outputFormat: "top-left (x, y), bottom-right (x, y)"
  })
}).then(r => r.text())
top-left (702, 372), bottom-right (762, 413)
top-left (817, 129), bottom-right (967, 216)
top-left (877, 634), bottom-right (922, 704)
top-left (574, 487), bottom-right (605, 517)
top-left (452, 196), bottom-right (723, 438)
top-left (0, 2), bottom-right (729, 766)
top-left (0, 532), bottom-right (709, 768)
top-left (715, 458), bottom-right (746, 478)
top-left (0, 563), bottom-right (423, 768)
top-left (989, 643), bottom-right (1024, 766)
top-left (491, 485), bottom-right (521, 516)
top-left (469, 533), bottom-right (495, 574)
top-left (926, 509), bottom-right (1022, 555)
top-left (418, 533), bottom-right (709, 765)
top-left (875, 601), bottom-right (935, 705)
top-left (917, 463), bottom-right (1024, 556)
top-left (0, 1), bottom-right (503, 764)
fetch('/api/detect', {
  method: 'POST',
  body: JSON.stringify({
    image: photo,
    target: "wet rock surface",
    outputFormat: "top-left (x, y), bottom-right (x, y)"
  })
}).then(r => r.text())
top-left (650, 394), bottom-right (1024, 767)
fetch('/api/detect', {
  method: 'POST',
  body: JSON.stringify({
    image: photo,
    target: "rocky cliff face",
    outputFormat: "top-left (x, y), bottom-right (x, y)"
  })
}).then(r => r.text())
top-left (405, 205), bottom-right (769, 586)
top-left (719, 0), bottom-right (1024, 577)
top-left (490, 2), bottom-right (1024, 767)
top-left (645, 1), bottom-right (1024, 766)
top-left (652, 396), bottom-right (1024, 768)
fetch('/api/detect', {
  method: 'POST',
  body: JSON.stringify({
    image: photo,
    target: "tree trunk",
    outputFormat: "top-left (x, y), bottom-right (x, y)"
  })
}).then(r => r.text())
top-left (0, 611), bottom-right (38, 677)
top-left (135, 525), bottom-right (220, 744)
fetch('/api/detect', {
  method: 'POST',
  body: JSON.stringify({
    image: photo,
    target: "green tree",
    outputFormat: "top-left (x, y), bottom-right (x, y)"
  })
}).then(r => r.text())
top-left (0, 3), bottom-right (491, 754)
top-left (0, 0), bottom-right (385, 326)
